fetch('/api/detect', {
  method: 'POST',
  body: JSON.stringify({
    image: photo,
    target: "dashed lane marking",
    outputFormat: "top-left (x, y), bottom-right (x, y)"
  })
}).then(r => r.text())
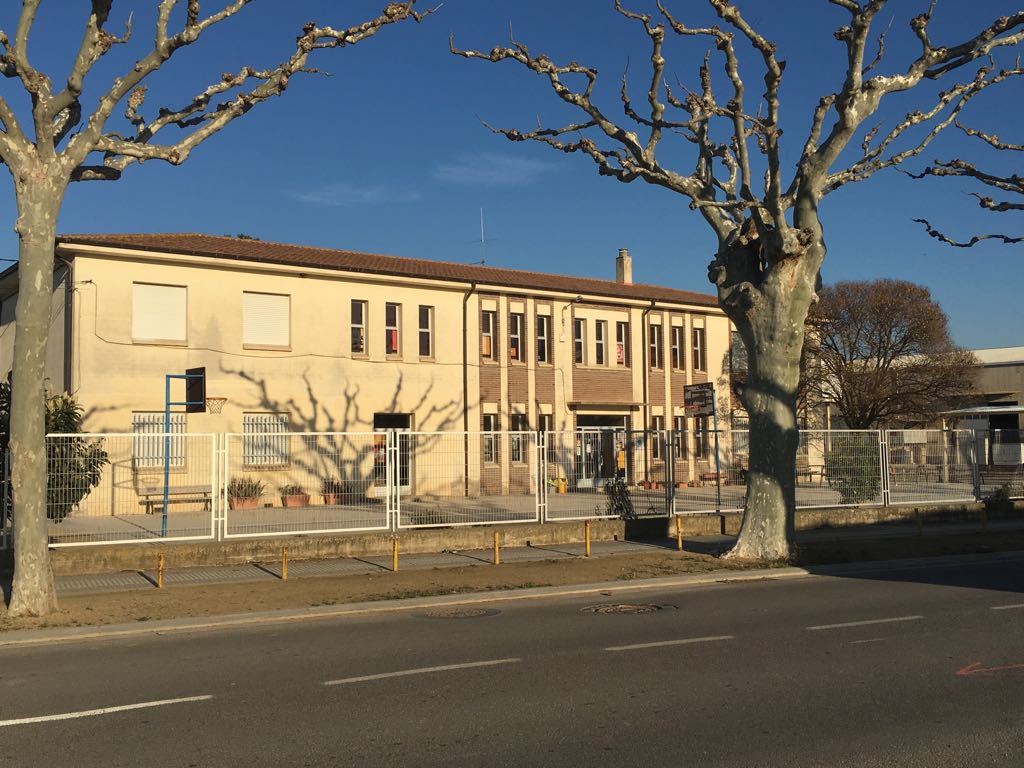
top-left (323, 658), bottom-right (521, 686)
top-left (0, 695), bottom-right (213, 727)
top-left (806, 615), bottom-right (924, 631)
top-left (605, 635), bottom-right (734, 652)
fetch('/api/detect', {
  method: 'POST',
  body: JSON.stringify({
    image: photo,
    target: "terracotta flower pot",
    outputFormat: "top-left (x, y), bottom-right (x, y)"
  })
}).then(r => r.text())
top-left (228, 496), bottom-right (260, 511)
top-left (323, 493), bottom-right (343, 505)
top-left (280, 494), bottom-right (310, 508)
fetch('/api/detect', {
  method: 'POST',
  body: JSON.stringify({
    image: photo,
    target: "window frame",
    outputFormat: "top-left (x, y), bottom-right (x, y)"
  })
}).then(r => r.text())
top-left (509, 312), bottom-right (525, 363)
top-left (351, 299), bottom-right (368, 356)
top-left (482, 413), bottom-right (500, 463)
top-left (649, 323), bottom-right (664, 370)
top-left (242, 291), bottom-right (291, 350)
top-left (694, 415), bottom-right (710, 460)
top-left (481, 310), bottom-right (497, 361)
top-left (671, 326), bottom-right (685, 371)
top-left (131, 283), bottom-right (187, 345)
top-left (615, 321), bottom-right (630, 367)
top-left (573, 318), bottom-right (586, 365)
top-left (692, 326), bottom-right (707, 371)
top-left (595, 320), bottom-right (607, 366)
top-left (418, 305), bottom-right (434, 359)
top-left (510, 413), bottom-right (529, 463)
top-left (651, 415), bottom-right (665, 460)
top-left (385, 302), bottom-right (402, 357)
top-left (673, 415), bottom-right (687, 456)
top-left (536, 314), bottom-right (551, 364)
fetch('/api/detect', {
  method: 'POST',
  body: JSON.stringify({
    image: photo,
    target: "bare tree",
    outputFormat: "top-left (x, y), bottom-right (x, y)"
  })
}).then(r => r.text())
top-left (804, 280), bottom-right (979, 428)
top-left (0, 1), bottom-right (431, 618)
top-left (910, 121), bottom-right (1023, 246)
top-left (452, 2), bottom-right (1024, 561)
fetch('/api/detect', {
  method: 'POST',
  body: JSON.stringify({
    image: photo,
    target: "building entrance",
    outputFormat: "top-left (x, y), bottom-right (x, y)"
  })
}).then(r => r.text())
top-left (574, 415), bottom-right (629, 489)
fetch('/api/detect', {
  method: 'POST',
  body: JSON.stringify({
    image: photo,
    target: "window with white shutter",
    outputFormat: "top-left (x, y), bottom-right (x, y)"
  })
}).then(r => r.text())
top-left (132, 412), bottom-right (186, 468)
top-left (243, 292), bottom-right (290, 348)
top-left (242, 413), bottom-right (289, 467)
top-left (132, 284), bottom-right (186, 343)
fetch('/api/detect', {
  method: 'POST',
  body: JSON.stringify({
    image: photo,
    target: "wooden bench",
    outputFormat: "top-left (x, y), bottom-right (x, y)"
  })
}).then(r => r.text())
top-left (138, 485), bottom-right (213, 515)
top-left (796, 458), bottom-right (825, 485)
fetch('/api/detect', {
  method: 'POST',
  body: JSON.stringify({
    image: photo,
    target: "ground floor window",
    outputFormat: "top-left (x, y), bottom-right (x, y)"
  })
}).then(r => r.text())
top-left (243, 413), bottom-right (289, 467)
top-left (132, 412), bottom-right (185, 468)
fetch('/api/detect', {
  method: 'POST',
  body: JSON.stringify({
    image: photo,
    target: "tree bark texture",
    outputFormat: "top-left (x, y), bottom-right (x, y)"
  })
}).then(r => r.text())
top-left (7, 174), bottom-right (64, 617)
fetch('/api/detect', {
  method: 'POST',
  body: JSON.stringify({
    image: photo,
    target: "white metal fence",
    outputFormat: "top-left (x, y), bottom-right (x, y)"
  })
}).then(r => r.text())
top-left (0, 427), bottom-right (1018, 548)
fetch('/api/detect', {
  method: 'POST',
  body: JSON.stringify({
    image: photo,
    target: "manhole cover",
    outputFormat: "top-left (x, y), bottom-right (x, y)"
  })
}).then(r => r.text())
top-left (581, 603), bottom-right (673, 615)
top-left (419, 607), bottom-right (499, 619)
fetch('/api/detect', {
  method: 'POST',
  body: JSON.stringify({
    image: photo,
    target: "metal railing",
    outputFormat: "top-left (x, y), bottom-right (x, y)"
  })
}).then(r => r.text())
top-left (0, 426), bottom-right (1015, 548)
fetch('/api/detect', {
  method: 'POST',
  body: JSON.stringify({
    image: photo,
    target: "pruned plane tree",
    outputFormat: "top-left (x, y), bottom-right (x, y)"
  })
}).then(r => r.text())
top-left (453, 1), bottom-right (1024, 560)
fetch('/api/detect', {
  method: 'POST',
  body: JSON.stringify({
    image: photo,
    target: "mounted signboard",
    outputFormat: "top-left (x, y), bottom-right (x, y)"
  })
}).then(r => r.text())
top-left (684, 382), bottom-right (715, 417)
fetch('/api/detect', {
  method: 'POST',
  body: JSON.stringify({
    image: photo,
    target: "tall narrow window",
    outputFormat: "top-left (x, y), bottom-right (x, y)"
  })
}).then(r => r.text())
top-left (692, 326), bottom-right (707, 371)
top-left (573, 318), bottom-right (586, 365)
top-left (132, 412), bottom-right (185, 468)
top-left (418, 305), bottom-right (434, 358)
top-left (351, 300), bottom-right (367, 355)
top-left (649, 324), bottom-right (663, 369)
top-left (671, 326), bottom-right (685, 371)
top-left (385, 303), bottom-right (401, 357)
top-left (694, 415), bottom-right (710, 459)
top-left (482, 413), bottom-right (499, 463)
top-left (651, 415), bottom-right (664, 459)
top-left (132, 284), bottom-right (186, 343)
top-left (537, 315), bottom-right (551, 363)
top-left (509, 313), bottom-right (524, 362)
top-left (243, 413), bottom-right (289, 467)
top-left (510, 413), bottom-right (529, 462)
top-left (538, 413), bottom-right (555, 462)
top-left (595, 320), bottom-right (607, 366)
top-left (673, 415), bottom-right (687, 456)
top-left (616, 321), bottom-right (630, 366)
top-left (243, 292), bottom-right (290, 348)
top-left (481, 310), bottom-right (496, 360)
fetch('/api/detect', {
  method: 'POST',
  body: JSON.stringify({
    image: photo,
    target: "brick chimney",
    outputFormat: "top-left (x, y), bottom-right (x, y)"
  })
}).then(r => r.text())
top-left (615, 248), bottom-right (633, 284)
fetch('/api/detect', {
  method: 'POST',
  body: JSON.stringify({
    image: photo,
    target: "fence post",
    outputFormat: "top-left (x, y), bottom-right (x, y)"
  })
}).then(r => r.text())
top-left (537, 432), bottom-right (547, 524)
top-left (665, 429), bottom-right (675, 518)
top-left (972, 430), bottom-right (983, 502)
top-left (879, 430), bottom-right (890, 507)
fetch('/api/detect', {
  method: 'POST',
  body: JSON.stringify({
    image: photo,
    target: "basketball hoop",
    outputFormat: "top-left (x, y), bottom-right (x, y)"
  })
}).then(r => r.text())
top-left (205, 397), bottom-right (227, 414)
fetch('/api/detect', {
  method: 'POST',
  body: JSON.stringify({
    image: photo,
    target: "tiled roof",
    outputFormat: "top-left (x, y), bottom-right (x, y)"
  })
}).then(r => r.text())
top-left (56, 233), bottom-right (719, 308)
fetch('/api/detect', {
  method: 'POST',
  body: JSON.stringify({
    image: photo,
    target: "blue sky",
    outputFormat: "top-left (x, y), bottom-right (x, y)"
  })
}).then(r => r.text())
top-left (2, 1), bottom-right (1021, 348)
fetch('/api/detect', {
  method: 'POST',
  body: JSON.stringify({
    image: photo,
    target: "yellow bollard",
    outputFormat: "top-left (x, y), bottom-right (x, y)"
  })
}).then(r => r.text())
top-left (281, 546), bottom-right (289, 581)
top-left (157, 553), bottom-right (165, 589)
top-left (585, 520), bottom-right (591, 558)
top-left (392, 537), bottom-right (399, 572)
top-left (493, 531), bottom-right (501, 565)
top-left (675, 515), bottom-right (683, 552)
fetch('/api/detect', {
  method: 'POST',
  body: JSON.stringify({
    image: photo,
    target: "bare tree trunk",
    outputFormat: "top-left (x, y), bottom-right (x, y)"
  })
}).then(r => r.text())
top-left (7, 175), bottom-right (64, 617)
top-left (720, 247), bottom-right (819, 562)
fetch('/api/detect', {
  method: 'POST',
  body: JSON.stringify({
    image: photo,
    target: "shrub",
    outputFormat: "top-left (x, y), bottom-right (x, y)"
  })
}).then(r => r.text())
top-left (824, 435), bottom-right (881, 504)
top-left (227, 476), bottom-right (265, 500)
top-left (279, 483), bottom-right (305, 496)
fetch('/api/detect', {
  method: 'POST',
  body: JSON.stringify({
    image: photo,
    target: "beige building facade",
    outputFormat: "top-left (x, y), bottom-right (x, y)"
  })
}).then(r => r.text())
top-left (0, 234), bottom-right (733, 502)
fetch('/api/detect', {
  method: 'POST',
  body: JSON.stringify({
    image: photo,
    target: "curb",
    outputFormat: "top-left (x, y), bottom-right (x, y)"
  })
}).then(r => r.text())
top-left (4, 549), bottom-right (1023, 649)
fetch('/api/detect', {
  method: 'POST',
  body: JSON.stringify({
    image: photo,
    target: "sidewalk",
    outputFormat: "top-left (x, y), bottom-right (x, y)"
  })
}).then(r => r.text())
top-left (51, 517), bottom-right (1024, 597)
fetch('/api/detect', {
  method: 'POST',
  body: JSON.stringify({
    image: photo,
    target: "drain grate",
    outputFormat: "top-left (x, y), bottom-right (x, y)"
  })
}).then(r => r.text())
top-left (581, 603), bottom-right (673, 615)
top-left (420, 607), bottom-right (500, 619)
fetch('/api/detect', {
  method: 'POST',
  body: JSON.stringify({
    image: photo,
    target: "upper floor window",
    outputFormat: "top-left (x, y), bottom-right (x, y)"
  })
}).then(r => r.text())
top-left (133, 283), bottom-right (186, 344)
top-left (481, 310), bottom-right (496, 360)
top-left (509, 313), bottom-right (524, 362)
top-left (385, 302), bottom-right (401, 357)
top-left (243, 291), bottom-right (290, 349)
top-left (692, 326), bottom-right (707, 371)
top-left (537, 315), bottom-right (551, 363)
top-left (573, 318), bottom-right (586, 365)
top-left (418, 305), bottom-right (434, 358)
top-left (351, 300), bottom-right (367, 355)
top-left (671, 326), bottom-right (685, 371)
top-left (649, 323), bottom-right (663, 369)
top-left (595, 320), bottom-right (607, 366)
top-left (616, 321), bottom-right (630, 367)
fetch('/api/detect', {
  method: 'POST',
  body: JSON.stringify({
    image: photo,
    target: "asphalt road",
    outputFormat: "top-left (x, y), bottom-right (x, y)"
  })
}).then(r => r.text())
top-left (2, 554), bottom-right (1024, 767)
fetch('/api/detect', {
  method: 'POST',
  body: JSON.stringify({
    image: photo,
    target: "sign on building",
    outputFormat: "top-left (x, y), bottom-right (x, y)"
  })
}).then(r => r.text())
top-left (684, 382), bottom-right (715, 417)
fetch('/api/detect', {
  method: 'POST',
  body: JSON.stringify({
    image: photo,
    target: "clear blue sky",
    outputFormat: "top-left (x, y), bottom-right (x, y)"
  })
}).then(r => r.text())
top-left (2, 1), bottom-right (1021, 348)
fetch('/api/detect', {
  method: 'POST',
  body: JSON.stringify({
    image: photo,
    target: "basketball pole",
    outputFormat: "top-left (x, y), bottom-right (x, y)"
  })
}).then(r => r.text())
top-left (162, 368), bottom-right (206, 537)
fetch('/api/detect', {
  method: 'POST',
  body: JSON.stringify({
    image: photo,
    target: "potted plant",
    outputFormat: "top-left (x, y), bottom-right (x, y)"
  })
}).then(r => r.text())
top-left (280, 483), bottom-right (310, 508)
top-left (322, 478), bottom-right (352, 505)
top-left (227, 476), bottom-right (264, 510)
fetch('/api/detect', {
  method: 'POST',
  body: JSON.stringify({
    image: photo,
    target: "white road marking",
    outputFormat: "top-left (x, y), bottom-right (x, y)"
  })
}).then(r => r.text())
top-left (991, 603), bottom-right (1024, 611)
top-left (0, 695), bottom-right (213, 727)
top-left (323, 658), bottom-right (521, 686)
top-left (807, 615), bottom-right (924, 631)
top-left (850, 638), bottom-right (886, 645)
top-left (605, 635), bottom-right (734, 652)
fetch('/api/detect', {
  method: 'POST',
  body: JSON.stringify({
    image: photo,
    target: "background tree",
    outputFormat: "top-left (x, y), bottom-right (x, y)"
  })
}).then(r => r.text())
top-left (453, 1), bottom-right (1024, 561)
top-left (910, 122), bottom-right (1022, 247)
top-left (805, 280), bottom-right (979, 428)
top-left (0, 1), bottom-right (430, 618)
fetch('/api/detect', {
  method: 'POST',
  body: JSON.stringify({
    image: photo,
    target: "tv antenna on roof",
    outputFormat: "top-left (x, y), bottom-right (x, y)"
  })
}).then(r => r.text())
top-left (467, 208), bottom-right (497, 265)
